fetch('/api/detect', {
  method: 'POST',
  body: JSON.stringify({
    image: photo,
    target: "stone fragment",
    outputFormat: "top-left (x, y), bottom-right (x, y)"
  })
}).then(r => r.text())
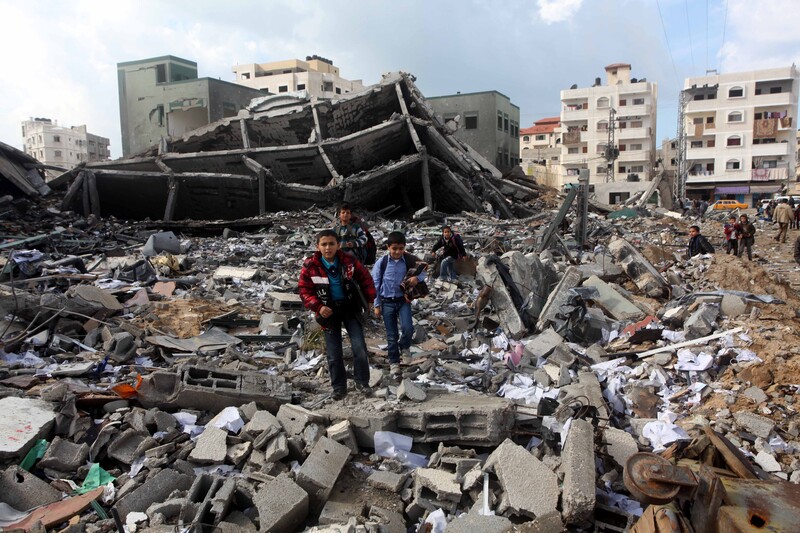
top-left (582, 275), bottom-right (644, 321)
top-left (114, 468), bottom-right (193, 521)
top-left (604, 427), bottom-right (638, 467)
top-left (368, 470), bottom-right (408, 492)
top-left (0, 397), bottom-right (56, 459)
top-left (537, 266), bottom-right (582, 331)
top-left (733, 411), bottom-right (775, 439)
top-left (476, 257), bottom-right (526, 339)
top-left (277, 404), bottom-right (325, 436)
top-left (326, 420), bottom-right (359, 454)
top-left (483, 438), bottom-right (558, 518)
top-left (0, 465), bottom-right (62, 511)
top-left (755, 451), bottom-right (781, 472)
top-left (415, 468), bottom-right (462, 502)
top-left (264, 433), bottom-right (289, 463)
top-left (607, 237), bottom-right (669, 298)
top-left (523, 328), bottom-right (564, 362)
top-left (369, 506), bottom-right (406, 533)
top-left (562, 419), bottom-right (596, 524)
top-left (720, 294), bottom-right (747, 317)
top-left (444, 513), bottom-right (513, 532)
top-left (37, 436), bottom-right (89, 472)
top-left (189, 426), bottom-right (228, 463)
top-left (398, 379), bottom-right (427, 402)
top-left (683, 303), bottom-right (719, 339)
top-left (107, 429), bottom-right (151, 465)
top-left (318, 499), bottom-right (367, 525)
top-left (743, 386), bottom-right (768, 404)
top-left (296, 437), bottom-right (352, 511)
top-left (253, 473), bottom-right (309, 532)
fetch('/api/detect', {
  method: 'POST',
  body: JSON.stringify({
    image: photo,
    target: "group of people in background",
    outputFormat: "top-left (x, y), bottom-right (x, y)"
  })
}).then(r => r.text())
top-left (298, 204), bottom-right (468, 399)
top-left (759, 197), bottom-right (800, 229)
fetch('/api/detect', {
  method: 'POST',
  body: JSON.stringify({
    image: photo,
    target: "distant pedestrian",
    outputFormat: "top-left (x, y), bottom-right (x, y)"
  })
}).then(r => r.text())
top-left (687, 225), bottom-right (714, 257)
top-left (699, 199), bottom-right (709, 218)
top-left (738, 214), bottom-right (756, 261)
top-left (794, 236), bottom-right (800, 265)
top-left (774, 199), bottom-right (793, 243)
top-left (431, 225), bottom-right (467, 282)
top-left (723, 216), bottom-right (740, 256)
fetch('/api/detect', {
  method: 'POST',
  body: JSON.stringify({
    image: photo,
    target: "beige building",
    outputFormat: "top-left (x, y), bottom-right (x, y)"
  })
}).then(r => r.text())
top-left (232, 55), bottom-right (364, 98)
top-left (22, 118), bottom-right (109, 178)
top-left (520, 117), bottom-right (560, 187)
top-left (683, 65), bottom-right (799, 205)
top-left (558, 63), bottom-right (658, 203)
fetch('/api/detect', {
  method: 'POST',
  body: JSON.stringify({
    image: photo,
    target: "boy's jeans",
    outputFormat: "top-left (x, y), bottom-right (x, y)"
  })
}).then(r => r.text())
top-left (439, 256), bottom-right (457, 281)
top-left (323, 312), bottom-right (370, 391)
top-left (381, 299), bottom-right (413, 364)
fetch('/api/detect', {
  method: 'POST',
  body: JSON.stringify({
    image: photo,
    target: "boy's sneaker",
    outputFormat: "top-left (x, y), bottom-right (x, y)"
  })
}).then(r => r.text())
top-left (400, 348), bottom-right (412, 364)
top-left (390, 363), bottom-right (402, 378)
top-left (332, 388), bottom-right (347, 400)
top-left (355, 382), bottom-right (373, 397)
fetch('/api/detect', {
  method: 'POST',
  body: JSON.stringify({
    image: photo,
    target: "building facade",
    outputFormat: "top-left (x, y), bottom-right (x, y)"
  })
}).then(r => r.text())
top-left (426, 91), bottom-right (521, 173)
top-left (118, 55), bottom-right (266, 156)
top-left (682, 66), bottom-right (799, 205)
top-left (21, 118), bottom-right (110, 177)
top-left (232, 55), bottom-right (364, 98)
top-left (557, 63), bottom-right (658, 203)
top-left (520, 117), bottom-right (560, 186)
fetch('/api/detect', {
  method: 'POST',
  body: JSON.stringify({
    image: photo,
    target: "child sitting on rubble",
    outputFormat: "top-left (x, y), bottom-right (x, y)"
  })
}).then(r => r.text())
top-left (372, 231), bottom-right (427, 377)
top-left (431, 225), bottom-right (467, 282)
top-left (298, 229), bottom-right (376, 400)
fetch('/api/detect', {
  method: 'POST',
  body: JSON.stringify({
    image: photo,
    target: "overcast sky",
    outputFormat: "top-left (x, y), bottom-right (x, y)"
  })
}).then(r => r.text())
top-left (1, 0), bottom-right (798, 159)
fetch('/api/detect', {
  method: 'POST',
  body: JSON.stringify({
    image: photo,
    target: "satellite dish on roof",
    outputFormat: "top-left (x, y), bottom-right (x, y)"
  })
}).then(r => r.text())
top-left (570, 84), bottom-right (578, 89)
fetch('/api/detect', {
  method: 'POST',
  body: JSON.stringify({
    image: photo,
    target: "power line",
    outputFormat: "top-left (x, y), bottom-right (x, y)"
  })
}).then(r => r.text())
top-left (656, 0), bottom-right (681, 85)
top-left (684, 0), bottom-right (696, 74)
top-left (720, 0), bottom-right (729, 71)
top-left (705, 0), bottom-right (709, 72)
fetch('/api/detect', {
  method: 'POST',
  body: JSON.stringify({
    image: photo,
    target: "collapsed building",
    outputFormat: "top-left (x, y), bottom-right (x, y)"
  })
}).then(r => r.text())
top-left (50, 73), bottom-right (542, 222)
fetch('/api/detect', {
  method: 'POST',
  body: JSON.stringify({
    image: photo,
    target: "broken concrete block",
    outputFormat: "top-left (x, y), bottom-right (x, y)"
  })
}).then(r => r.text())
top-left (319, 499), bottom-right (367, 525)
top-left (548, 343), bottom-right (576, 367)
top-left (483, 438), bottom-right (559, 518)
top-left (296, 436), bottom-right (352, 511)
top-left (268, 291), bottom-right (303, 310)
top-left (226, 441), bottom-right (251, 465)
top-left (142, 231), bottom-right (182, 256)
top-left (415, 468), bottom-right (462, 502)
top-left (189, 426), bottom-right (228, 463)
top-left (720, 294), bottom-right (747, 317)
top-left (607, 237), bottom-right (669, 298)
top-left (110, 331), bottom-right (137, 363)
top-left (263, 433), bottom-right (289, 463)
top-left (733, 411), bottom-right (775, 438)
top-left (0, 465), bottom-right (62, 511)
top-left (107, 429), bottom-right (152, 465)
top-left (604, 427), bottom-right (638, 468)
top-left (277, 404), bottom-right (326, 436)
top-left (326, 420), bottom-right (359, 454)
top-left (744, 386), bottom-right (768, 404)
top-left (536, 266), bottom-right (581, 332)
top-left (562, 419), bottom-right (596, 524)
top-left (0, 397), bottom-right (56, 459)
top-left (37, 436), bottom-right (89, 472)
top-left (368, 470), bottom-right (408, 492)
top-left (560, 371), bottom-right (609, 419)
top-left (683, 303), bottom-right (719, 339)
top-left (213, 266), bottom-right (258, 281)
top-left (114, 468), bottom-right (193, 521)
top-left (369, 506), bottom-right (406, 533)
top-left (522, 328), bottom-right (564, 363)
top-left (398, 378), bottom-right (427, 402)
top-left (444, 513), bottom-right (513, 533)
top-left (476, 257), bottom-right (526, 339)
top-left (755, 451), bottom-right (781, 472)
top-left (582, 275), bottom-right (644, 321)
top-left (254, 473), bottom-right (309, 532)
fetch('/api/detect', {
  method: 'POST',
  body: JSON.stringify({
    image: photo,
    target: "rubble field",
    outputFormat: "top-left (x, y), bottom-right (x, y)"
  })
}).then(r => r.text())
top-left (0, 188), bottom-right (799, 533)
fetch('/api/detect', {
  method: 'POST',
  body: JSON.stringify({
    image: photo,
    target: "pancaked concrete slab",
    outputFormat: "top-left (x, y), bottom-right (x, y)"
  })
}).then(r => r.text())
top-left (444, 513), bottom-right (513, 533)
top-left (414, 468), bottom-right (462, 503)
top-left (562, 419), bottom-right (596, 524)
top-left (536, 266), bottom-right (581, 332)
top-left (296, 436), bottom-right (352, 511)
top-left (582, 275), bottom-right (644, 321)
top-left (0, 465), bottom-right (62, 511)
top-left (37, 435), bottom-right (89, 472)
top-left (114, 468), bottom-right (193, 521)
top-left (476, 257), bottom-right (526, 339)
top-left (189, 426), bottom-right (228, 464)
top-left (483, 438), bottom-right (558, 518)
top-left (254, 473), bottom-right (309, 532)
top-left (607, 237), bottom-right (669, 298)
top-left (0, 397), bottom-right (56, 459)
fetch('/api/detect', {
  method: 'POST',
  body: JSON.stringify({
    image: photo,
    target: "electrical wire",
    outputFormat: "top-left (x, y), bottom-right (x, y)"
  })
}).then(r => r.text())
top-left (684, 0), bottom-right (696, 74)
top-left (706, 0), bottom-right (710, 72)
top-left (656, 0), bottom-right (682, 86)
top-left (720, 0), bottom-right (729, 70)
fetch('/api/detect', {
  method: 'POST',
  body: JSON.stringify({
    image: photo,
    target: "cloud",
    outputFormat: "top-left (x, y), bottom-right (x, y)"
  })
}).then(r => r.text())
top-left (537, 0), bottom-right (583, 24)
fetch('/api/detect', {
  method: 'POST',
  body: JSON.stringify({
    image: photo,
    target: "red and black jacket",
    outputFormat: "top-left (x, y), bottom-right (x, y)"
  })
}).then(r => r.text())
top-left (298, 249), bottom-right (376, 316)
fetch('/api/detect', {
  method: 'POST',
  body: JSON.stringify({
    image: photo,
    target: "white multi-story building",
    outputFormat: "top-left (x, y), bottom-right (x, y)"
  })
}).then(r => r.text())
top-left (232, 55), bottom-right (364, 99)
top-left (21, 118), bottom-right (110, 178)
top-left (557, 63), bottom-right (658, 204)
top-left (682, 66), bottom-right (799, 205)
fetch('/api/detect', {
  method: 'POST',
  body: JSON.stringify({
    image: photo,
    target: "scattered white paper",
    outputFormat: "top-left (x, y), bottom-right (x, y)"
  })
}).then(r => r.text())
top-left (373, 431), bottom-right (427, 468)
top-left (675, 349), bottom-right (713, 371)
top-left (642, 412), bottom-right (690, 452)
top-left (424, 508), bottom-right (447, 533)
top-left (210, 406), bottom-right (244, 434)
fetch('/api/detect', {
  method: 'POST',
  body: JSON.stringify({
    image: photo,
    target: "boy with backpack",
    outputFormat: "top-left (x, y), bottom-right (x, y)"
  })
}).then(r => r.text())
top-left (334, 203), bottom-right (377, 266)
top-left (372, 231), bottom-right (427, 377)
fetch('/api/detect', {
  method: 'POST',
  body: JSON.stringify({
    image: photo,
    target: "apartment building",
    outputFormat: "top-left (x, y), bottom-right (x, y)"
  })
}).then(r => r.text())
top-left (21, 118), bottom-right (109, 178)
top-left (118, 55), bottom-right (265, 156)
top-left (520, 116), bottom-right (560, 186)
top-left (427, 91), bottom-right (521, 173)
top-left (558, 63), bottom-right (658, 204)
top-left (232, 55), bottom-right (364, 98)
top-left (682, 66), bottom-right (800, 205)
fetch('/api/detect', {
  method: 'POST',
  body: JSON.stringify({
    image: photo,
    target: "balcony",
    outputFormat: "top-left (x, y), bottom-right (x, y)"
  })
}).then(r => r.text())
top-left (752, 92), bottom-right (794, 106)
top-left (617, 127), bottom-right (648, 140)
top-left (562, 106), bottom-right (589, 120)
top-left (617, 150), bottom-right (650, 162)
top-left (751, 142), bottom-right (789, 156)
top-left (561, 152), bottom-right (589, 164)
top-left (686, 146), bottom-right (717, 159)
top-left (616, 103), bottom-right (651, 117)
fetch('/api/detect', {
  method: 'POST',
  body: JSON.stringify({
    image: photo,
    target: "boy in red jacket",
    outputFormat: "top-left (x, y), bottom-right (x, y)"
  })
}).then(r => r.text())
top-left (298, 230), bottom-right (376, 399)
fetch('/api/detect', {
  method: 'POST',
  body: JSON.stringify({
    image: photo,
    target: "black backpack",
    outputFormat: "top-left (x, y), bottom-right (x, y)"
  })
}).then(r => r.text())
top-left (354, 217), bottom-right (376, 265)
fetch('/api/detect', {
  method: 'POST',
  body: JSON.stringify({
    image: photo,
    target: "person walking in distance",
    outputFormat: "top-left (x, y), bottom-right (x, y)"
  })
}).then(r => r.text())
top-left (773, 198), bottom-right (793, 243)
top-left (737, 214), bottom-right (756, 261)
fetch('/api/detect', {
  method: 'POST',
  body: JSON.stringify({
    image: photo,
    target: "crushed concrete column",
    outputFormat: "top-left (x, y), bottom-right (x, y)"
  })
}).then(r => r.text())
top-left (607, 237), bottom-right (669, 298)
top-left (476, 257), bottom-right (526, 338)
top-left (562, 419), bottom-right (596, 524)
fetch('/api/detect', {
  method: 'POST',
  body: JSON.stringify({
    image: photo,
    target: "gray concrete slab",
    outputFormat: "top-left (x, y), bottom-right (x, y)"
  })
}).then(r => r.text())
top-left (277, 404), bottom-right (326, 436)
top-left (733, 411), bottom-right (775, 438)
top-left (367, 470), bottom-right (408, 492)
top-left (445, 513), bottom-right (512, 533)
top-left (562, 419), bottom-right (596, 524)
top-left (582, 275), bottom-right (644, 321)
top-left (318, 499), bottom-right (367, 525)
top-left (296, 436), bottom-right (352, 511)
top-left (603, 427), bottom-right (638, 468)
top-left (326, 420), bottom-right (358, 454)
top-left (263, 433), bottom-right (289, 463)
top-left (476, 257), bottom-right (526, 339)
top-left (253, 473), bottom-right (309, 532)
top-left (414, 468), bottom-right (462, 502)
top-left (536, 266), bottom-right (581, 332)
top-left (189, 426), bottom-right (228, 463)
top-left (107, 429), bottom-right (151, 465)
top-left (0, 465), bottom-right (62, 511)
top-left (0, 397), bottom-right (56, 459)
top-left (607, 237), bottom-right (669, 298)
top-left (114, 468), bottom-right (194, 521)
top-left (522, 328), bottom-right (564, 363)
top-left (37, 435), bottom-right (89, 472)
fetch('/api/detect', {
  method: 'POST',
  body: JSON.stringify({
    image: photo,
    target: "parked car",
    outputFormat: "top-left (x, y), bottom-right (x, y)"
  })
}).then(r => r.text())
top-left (710, 199), bottom-right (748, 210)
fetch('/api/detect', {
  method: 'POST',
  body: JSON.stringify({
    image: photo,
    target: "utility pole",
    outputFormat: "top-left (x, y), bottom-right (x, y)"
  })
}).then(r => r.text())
top-left (674, 89), bottom-right (689, 204)
top-left (604, 108), bottom-right (619, 182)
top-left (576, 169), bottom-right (590, 248)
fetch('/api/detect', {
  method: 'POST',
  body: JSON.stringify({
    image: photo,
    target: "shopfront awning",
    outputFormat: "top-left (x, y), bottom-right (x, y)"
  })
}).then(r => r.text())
top-left (749, 184), bottom-right (782, 194)
top-left (715, 186), bottom-right (749, 195)
top-left (686, 184), bottom-right (714, 190)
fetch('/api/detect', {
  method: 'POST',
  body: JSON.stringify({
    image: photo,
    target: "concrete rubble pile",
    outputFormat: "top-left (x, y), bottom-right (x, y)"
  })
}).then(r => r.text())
top-left (1, 187), bottom-right (800, 532)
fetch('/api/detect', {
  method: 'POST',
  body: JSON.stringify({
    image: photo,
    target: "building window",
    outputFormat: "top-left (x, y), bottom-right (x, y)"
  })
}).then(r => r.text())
top-left (535, 134), bottom-right (545, 140)
top-left (497, 112), bottom-right (503, 131)
top-left (503, 114), bottom-right (509, 133)
top-left (522, 136), bottom-right (530, 142)
top-left (770, 86), bottom-right (782, 94)
top-left (597, 121), bottom-right (608, 131)
top-left (633, 98), bottom-right (645, 105)
top-left (597, 97), bottom-right (609, 108)
top-left (727, 135), bottom-right (742, 146)
top-left (465, 113), bottom-right (478, 129)
top-left (156, 63), bottom-right (167, 83)
top-left (707, 116), bottom-right (715, 124)
top-left (54, 150), bottom-right (62, 158)
top-left (53, 135), bottom-right (61, 142)
top-left (727, 111), bottom-right (743, 123)
top-left (322, 81), bottom-right (333, 92)
top-left (630, 143), bottom-right (642, 150)
top-left (693, 117), bottom-right (703, 124)
top-left (241, 73), bottom-right (250, 79)
top-left (707, 139), bottom-right (715, 148)
top-left (631, 165), bottom-right (644, 172)
top-left (618, 144), bottom-right (626, 151)
top-left (619, 99), bottom-right (627, 106)
top-left (335, 87), bottom-right (342, 94)
top-left (726, 159), bottom-right (741, 170)
top-left (691, 140), bottom-right (703, 148)
top-left (278, 85), bottom-right (288, 93)
top-left (631, 120), bottom-right (643, 128)
top-left (297, 84), bottom-right (305, 90)
top-left (728, 86), bottom-right (744, 98)
top-left (568, 147), bottom-right (579, 154)
top-left (610, 192), bottom-right (631, 204)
